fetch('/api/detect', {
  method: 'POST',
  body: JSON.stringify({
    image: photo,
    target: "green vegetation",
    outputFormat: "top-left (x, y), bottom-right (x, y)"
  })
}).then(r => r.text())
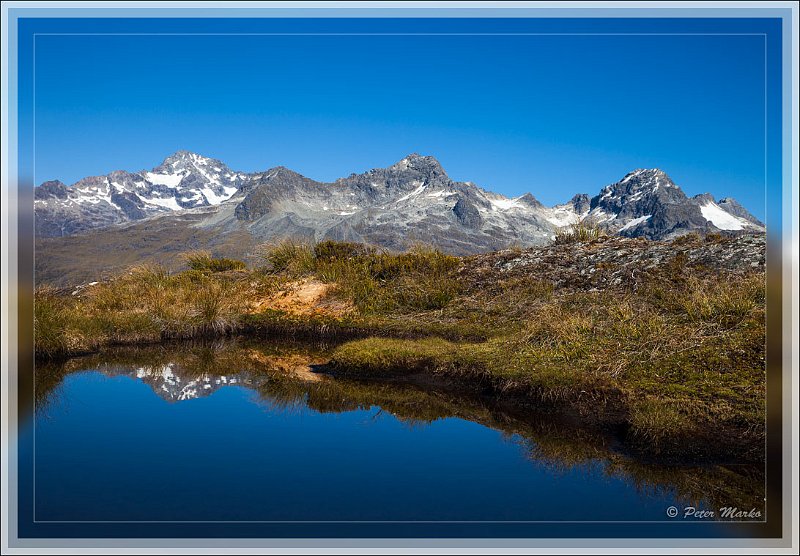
top-left (261, 239), bottom-right (317, 274)
top-left (34, 285), bottom-right (77, 358)
top-left (34, 237), bottom-right (766, 462)
top-left (326, 270), bottom-right (765, 461)
top-left (261, 239), bottom-right (461, 313)
top-left (182, 250), bottom-right (247, 272)
top-left (34, 263), bottom-right (269, 358)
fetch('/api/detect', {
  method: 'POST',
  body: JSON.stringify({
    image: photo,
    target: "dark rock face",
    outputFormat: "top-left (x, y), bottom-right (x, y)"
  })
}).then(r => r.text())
top-left (629, 205), bottom-right (711, 240)
top-left (224, 153), bottom-right (557, 254)
top-left (570, 194), bottom-right (591, 214)
top-left (584, 169), bottom-right (764, 240)
top-left (340, 154), bottom-right (448, 189)
top-left (234, 167), bottom-right (322, 222)
top-left (592, 169), bottom-right (686, 214)
top-left (517, 193), bottom-right (544, 209)
top-left (109, 191), bottom-right (149, 220)
top-left (35, 153), bottom-right (764, 255)
top-left (452, 197), bottom-right (482, 228)
top-left (36, 180), bottom-right (69, 200)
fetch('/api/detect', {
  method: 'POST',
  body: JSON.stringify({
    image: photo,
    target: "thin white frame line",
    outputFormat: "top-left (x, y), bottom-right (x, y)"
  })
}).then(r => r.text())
top-left (32, 32), bottom-right (768, 36)
top-left (763, 31), bottom-right (769, 525)
top-left (29, 29), bottom-right (771, 527)
top-left (32, 28), bottom-right (36, 528)
top-left (33, 520), bottom-right (767, 524)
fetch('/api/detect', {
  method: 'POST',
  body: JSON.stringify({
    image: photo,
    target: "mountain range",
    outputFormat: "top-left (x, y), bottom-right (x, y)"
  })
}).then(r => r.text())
top-left (34, 151), bottom-right (764, 283)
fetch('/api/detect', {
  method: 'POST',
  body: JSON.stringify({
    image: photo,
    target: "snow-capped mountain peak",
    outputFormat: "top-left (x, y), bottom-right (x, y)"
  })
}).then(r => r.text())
top-left (34, 153), bottom-right (764, 247)
top-left (599, 168), bottom-right (674, 203)
top-left (582, 169), bottom-right (763, 239)
top-left (34, 151), bottom-right (252, 236)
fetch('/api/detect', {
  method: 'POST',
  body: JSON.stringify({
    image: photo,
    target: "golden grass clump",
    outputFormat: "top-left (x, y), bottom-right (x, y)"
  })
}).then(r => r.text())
top-left (259, 240), bottom-right (462, 313)
top-left (260, 239), bottom-right (316, 275)
top-left (554, 220), bottom-right (607, 244)
top-left (182, 250), bottom-right (246, 272)
top-left (35, 263), bottom-right (250, 356)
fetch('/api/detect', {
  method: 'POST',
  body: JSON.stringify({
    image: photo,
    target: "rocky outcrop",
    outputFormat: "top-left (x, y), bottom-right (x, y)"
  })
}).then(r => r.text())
top-left (462, 234), bottom-right (765, 293)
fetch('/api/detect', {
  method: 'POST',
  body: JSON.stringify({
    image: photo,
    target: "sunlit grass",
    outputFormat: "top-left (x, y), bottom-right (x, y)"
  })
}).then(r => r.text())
top-left (182, 250), bottom-right (246, 272)
top-left (554, 220), bottom-right (607, 244)
top-left (33, 238), bottom-right (765, 461)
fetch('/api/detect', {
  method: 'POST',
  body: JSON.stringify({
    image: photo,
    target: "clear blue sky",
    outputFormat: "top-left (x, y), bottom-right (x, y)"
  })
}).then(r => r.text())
top-left (33, 29), bottom-right (768, 218)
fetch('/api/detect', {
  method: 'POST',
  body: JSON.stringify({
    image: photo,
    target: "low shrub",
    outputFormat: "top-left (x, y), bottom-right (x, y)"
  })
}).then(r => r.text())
top-left (261, 239), bottom-right (315, 275)
top-left (183, 250), bottom-right (246, 272)
top-left (671, 232), bottom-right (702, 246)
top-left (313, 240), bottom-right (374, 262)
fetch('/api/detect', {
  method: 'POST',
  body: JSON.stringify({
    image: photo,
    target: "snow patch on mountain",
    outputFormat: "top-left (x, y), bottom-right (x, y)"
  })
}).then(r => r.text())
top-left (700, 202), bottom-right (746, 231)
top-left (542, 205), bottom-right (584, 228)
top-left (34, 152), bottom-right (765, 248)
top-left (490, 196), bottom-right (524, 211)
top-left (140, 195), bottom-right (183, 211)
top-left (619, 214), bottom-right (652, 231)
top-left (145, 172), bottom-right (185, 187)
top-left (396, 182), bottom-right (426, 203)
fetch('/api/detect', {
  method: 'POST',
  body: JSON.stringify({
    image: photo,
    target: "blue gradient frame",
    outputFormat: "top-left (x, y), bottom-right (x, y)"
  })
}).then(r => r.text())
top-left (12, 15), bottom-right (786, 542)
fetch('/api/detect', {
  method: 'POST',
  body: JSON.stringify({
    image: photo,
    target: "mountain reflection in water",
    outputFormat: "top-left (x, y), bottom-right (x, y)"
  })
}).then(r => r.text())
top-left (30, 338), bottom-right (765, 522)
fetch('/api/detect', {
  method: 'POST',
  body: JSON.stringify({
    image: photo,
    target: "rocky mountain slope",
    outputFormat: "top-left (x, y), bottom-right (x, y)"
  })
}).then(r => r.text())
top-left (582, 168), bottom-right (763, 240)
top-left (34, 151), bottom-right (248, 237)
top-left (35, 151), bottom-right (763, 247)
top-left (34, 152), bottom-right (765, 285)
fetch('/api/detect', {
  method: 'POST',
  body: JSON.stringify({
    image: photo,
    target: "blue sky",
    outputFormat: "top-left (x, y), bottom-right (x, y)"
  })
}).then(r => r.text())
top-left (32, 29), bottom-right (768, 218)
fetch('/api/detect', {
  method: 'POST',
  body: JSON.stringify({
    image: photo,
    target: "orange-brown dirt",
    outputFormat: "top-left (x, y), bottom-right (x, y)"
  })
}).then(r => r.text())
top-left (245, 348), bottom-right (327, 382)
top-left (248, 279), bottom-right (354, 318)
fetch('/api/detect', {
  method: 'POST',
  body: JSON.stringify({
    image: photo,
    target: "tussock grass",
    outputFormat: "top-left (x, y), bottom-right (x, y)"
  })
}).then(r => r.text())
top-left (260, 240), bottom-right (462, 313)
top-left (182, 250), bottom-right (246, 272)
top-left (35, 263), bottom-right (255, 356)
top-left (628, 398), bottom-right (695, 450)
top-left (260, 239), bottom-right (316, 275)
top-left (554, 220), bottom-right (607, 244)
top-left (34, 285), bottom-right (76, 359)
top-left (313, 240), bottom-right (374, 262)
top-left (327, 267), bottom-right (765, 460)
top-left (331, 337), bottom-right (465, 377)
top-left (329, 245), bottom-right (461, 313)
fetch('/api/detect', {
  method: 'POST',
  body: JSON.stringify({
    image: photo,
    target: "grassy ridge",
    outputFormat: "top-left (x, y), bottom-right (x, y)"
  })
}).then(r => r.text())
top-left (35, 264), bottom-right (263, 357)
top-left (34, 241), bottom-right (465, 357)
top-left (328, 273), bottom-right (765, 460)
top-left (34, 237), bottom-right (765, 461)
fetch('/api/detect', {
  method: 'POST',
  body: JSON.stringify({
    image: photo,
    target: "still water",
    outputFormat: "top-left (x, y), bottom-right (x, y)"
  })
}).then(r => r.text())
top-left (25, 339), bottom-right (763, 523)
